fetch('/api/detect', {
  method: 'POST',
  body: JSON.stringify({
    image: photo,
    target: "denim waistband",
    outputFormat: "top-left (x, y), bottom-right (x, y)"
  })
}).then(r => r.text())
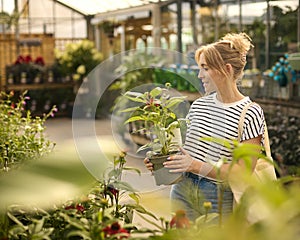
top-left (184, 172), bottom-right (201, 179)
top-left (184, 172), bottom-right (221, 184)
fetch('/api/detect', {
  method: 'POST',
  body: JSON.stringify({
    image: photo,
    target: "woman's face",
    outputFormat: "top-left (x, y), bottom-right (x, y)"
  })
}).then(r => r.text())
top-left (197, 53), bottom-right (218, 94)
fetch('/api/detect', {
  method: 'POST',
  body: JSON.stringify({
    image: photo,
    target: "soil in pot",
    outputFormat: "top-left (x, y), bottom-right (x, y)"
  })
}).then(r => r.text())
top-left (150, 154), bottom-right (183, 185)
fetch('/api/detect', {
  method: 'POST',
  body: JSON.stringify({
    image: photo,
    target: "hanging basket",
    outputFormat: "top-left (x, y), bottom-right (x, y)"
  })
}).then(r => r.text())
top-left (288, 52), bottom-right (300, 71)
top-left (101, 20), bottom-right (120, 38)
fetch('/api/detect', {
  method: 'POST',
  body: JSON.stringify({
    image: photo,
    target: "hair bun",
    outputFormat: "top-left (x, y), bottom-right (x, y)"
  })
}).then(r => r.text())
top-left (221, 32), bottom-right (253, 55)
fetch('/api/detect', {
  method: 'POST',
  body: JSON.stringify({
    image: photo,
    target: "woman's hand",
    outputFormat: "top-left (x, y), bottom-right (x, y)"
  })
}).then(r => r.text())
top-left (144, 157), bottom-right (154, 172)
top-left (163, 147), bottom-right (196, 173)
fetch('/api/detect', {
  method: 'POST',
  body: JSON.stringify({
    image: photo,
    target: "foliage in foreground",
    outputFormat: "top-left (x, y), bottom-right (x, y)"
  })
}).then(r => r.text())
top-left (0, 152), bottom-right (157, 239)
top-left (0, 91), bottom-right (56, 172)
top-left (0, 145), bottom-right (299, 239)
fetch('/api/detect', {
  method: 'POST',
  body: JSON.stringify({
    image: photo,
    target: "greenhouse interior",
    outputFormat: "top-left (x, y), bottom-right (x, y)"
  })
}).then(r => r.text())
top-left (0, 0), bottom-right (300, 239)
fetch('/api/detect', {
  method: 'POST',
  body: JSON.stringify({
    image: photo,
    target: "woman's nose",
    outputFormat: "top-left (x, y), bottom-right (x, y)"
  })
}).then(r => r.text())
top-left (197, 69), bottom-right (202, 78)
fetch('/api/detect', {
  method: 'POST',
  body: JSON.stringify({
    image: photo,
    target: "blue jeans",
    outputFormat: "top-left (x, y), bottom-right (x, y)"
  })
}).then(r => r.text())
top-left (170, 172), bottom-right (233, 221)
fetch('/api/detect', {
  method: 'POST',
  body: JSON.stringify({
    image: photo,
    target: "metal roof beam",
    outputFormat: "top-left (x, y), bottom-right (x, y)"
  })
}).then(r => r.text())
top-left (52, 0), bottom-right (89, 17)
top-left (92, 3), bottom-right (157, 24)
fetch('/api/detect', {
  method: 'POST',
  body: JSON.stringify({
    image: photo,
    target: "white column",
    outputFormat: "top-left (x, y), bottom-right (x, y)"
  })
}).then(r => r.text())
top-left (151, 4), bottom-right (161, 48)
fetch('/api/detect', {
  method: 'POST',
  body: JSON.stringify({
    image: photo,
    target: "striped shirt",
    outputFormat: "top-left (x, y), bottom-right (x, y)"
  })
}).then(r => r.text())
top-left (184, 92), bottom-right (265, 164)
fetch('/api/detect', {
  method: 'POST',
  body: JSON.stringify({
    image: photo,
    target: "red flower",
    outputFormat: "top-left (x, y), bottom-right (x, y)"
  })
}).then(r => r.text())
top-left (107, 184), bottom-right (119, 197)
top-left (14, 55), bottom-right (45, 65)
top-left (64, 205), bottom-right (75, 210)
top-left (65, 203), bottom-right (85, 213)
top-left (75, 203), bottom-right (85, 213)
top-left (34, 56), bottom-right (45, 66)
top-left (103, 222), bottom-right (129, 239)
top-left (24, 55), bottom-right (32, 63)
top-left (146, 97), bottom-right (154, 106)
top-left (170, 210), bottom-right (190, 229)
top-left (14, 55), bottom-right (25, 64)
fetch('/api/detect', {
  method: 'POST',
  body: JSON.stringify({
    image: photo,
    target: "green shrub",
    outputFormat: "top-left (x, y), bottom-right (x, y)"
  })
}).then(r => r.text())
top-left (0, 91), bottom-right (56, 172)
top-left (266, 112), bottom-right (300, 176)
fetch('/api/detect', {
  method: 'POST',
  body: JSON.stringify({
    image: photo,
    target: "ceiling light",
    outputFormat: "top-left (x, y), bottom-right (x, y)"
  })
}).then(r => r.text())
top-left (141, 24), bottom-right (153, 31)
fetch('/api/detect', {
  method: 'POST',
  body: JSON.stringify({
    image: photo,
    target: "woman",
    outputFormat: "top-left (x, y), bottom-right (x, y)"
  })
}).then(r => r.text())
top-left (144, 32), bottom-right (266, 221)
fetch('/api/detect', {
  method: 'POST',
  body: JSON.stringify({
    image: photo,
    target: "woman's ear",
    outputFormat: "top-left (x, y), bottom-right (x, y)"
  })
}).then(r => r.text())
top-left (225, 63), bottom-right (233, 74)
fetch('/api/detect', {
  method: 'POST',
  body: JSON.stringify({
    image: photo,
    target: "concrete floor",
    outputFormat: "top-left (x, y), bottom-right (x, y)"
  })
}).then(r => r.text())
top-left (44, 117), bottom-right (173, 229)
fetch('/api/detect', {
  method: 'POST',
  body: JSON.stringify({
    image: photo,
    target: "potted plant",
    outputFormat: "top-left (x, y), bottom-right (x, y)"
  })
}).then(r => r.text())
top-left (121, 83), bottom-right (188, 185)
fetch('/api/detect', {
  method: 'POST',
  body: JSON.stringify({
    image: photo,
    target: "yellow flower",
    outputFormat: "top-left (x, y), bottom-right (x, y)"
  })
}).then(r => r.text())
top-left (72, 74), bottom-right (81, 81)
top-left (119, 151), bottom-right (127, 158)
top-left (93, 52), bottom-right (103, 61)
top-left (91, 48), bottom-right (97, 55)
top-left (81, 39), bottom-right (94, 49)
top-left (62, 54), bottom-right (71, 63)
top-left (54, 49), bottom-right (62, 58)
top-left (67, 42), bottom-right (79, 52)
top-left (203, 201), bottom-right (212, 210)
top-left (77, 65), bottom-right (86, 75)
top-left (100, 198), bottom-right (109, 206)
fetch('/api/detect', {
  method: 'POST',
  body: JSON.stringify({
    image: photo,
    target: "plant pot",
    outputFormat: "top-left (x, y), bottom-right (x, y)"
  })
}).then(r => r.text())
top-left (288, 53), bottom-right (300, 71)
top-left (150, 154), bottom-right (183, 186)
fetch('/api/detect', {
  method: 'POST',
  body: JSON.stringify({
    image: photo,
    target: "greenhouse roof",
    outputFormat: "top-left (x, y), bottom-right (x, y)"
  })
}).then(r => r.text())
top-left (57, 0), bottom-right (266, 16)
top-left (55, 0), bottom-right (297, 17)
top-left (0, 0), bottom-right (296, 37)
top-left (55, 0), bottom-right (171, 16)
top-left (1, 1), bottom-right (296, 18)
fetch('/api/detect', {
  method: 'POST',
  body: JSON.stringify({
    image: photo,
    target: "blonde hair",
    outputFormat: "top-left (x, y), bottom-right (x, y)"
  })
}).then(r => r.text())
top-left (195, 32), bottom-right (253, 80)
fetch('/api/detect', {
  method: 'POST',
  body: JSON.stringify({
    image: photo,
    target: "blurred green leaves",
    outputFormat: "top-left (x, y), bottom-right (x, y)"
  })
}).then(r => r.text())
top-left (0, 149), bottom-right (96, 210)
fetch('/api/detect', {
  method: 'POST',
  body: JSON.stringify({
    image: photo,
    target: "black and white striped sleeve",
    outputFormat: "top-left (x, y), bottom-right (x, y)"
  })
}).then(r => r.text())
top-left (241, 104), bottom-right (265, 141)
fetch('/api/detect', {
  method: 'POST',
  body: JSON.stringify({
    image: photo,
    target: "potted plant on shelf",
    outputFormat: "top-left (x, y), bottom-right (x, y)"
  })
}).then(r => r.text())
top-left (122, 83), bottom-right (188, 185)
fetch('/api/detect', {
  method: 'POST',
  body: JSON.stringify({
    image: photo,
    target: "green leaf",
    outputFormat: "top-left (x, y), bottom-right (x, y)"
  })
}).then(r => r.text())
top-left (7, 211), bottom-right (26, 229)
top-left (8, 225), bottom-right (27, 236)
top-left (120, 106), bottom-right (140, 113)
top-left (201, 136), bottom-right (232, 150)
top-left (150, 87), bottom-right (162, 97)
top-left (123, 166), bottom-right (141, 175)
top-left (124, 116), bottom-right (146, 124)
top-left (134, 211), bottom-right (162, 230)
top-left (195, 212), bottom-right (219, 225)
top-left (66, 230), bottom-right (91, 240)
top-left (165, 96), bottom-right (186, 109)
top-left (58, 212), bottom-right (85, 230)
top-left (128, 193), bottom-right (140, 204)
top-left (123, 95), bottom-right (146, 103)
top-left (168, 112), bottom-right (176, 119)
top-left (32, 217), bottom-right (45, 234)
top-left (108, 169), bottom-right (121, 179)
top-left (112, 181), bottom-right (137, 193)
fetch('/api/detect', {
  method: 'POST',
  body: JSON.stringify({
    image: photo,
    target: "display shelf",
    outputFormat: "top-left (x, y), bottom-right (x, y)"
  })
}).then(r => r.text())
top-left (3, 82), bottom-right (76, 117)
top-left (5, 82), bottom-right (74, 91)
